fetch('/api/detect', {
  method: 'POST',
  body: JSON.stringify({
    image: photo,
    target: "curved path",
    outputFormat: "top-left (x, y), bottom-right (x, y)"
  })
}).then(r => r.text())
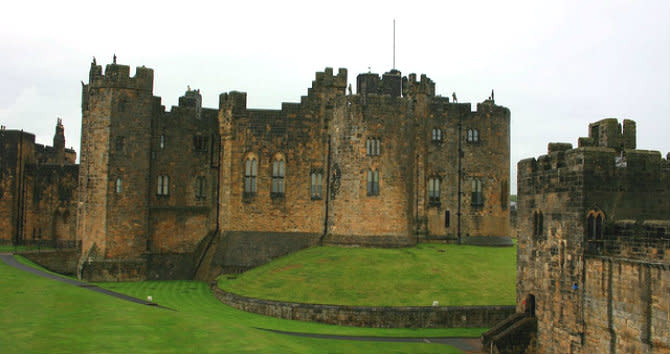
top-left (2, 252), bottom-right (483, 353)
top-left (0, 253), bottom-right (173, 310)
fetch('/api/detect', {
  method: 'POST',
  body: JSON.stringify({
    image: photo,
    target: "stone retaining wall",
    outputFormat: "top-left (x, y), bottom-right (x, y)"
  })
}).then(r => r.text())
top-left (212, 285), bottom-right (514, 328)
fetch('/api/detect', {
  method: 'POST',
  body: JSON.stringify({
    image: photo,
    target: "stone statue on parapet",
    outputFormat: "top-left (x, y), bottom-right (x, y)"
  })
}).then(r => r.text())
top-left (113, 54), bottom-right (117, 64)
top-left (491, 89), bottom-right (494, 102)
top-left (348, 84), bottom-right (352, 95)
top-left (452, 92), bottom-right (457, 103)
top-left (92, 56), bottom-right (96, 65)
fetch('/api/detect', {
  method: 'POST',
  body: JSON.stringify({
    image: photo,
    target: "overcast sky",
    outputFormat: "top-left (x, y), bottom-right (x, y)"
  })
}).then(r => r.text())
top-left (1, 0), bottom-right (668, 193)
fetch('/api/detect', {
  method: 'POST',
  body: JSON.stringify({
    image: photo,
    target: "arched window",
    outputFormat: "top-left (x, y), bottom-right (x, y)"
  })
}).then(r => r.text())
top-left (311, 170), bottom-right (323, 199)
top-left (467, 129), bottom-right (473, 142)
top-left (428, 177), bottom-right (440, 204)
top-left (586, 210), bottom-right (605, 240)
top-left (367, 169), bottom-right (379, 196)
top-left (272, 157), bottom-right (285, 197)
top-left (471, 178), bottom-right (483, 206)
top-left (366, 137), bottom-right (381, 156)
top-left (115, 178), bottom-right (122, 194)
top-left (244, 157), bottom-right (257, 196)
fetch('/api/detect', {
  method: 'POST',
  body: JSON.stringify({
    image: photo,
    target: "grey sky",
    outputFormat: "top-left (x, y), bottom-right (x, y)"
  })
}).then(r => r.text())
top-left (1, 0), bottom-right (668, 193)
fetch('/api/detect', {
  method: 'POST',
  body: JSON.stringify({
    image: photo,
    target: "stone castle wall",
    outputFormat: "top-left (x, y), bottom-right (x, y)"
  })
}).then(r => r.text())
top-left (516, 119), bottom-right (670, 353)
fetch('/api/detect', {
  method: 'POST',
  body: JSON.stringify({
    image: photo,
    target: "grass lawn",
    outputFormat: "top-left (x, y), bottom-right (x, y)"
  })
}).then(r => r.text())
top-left (0, 256), bottom-right (479, 354)
top-left (218, 244), bottom-right (516, 306)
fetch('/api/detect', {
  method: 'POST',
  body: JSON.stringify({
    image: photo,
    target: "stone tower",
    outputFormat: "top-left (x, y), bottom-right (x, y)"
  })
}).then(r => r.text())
top-left (77, 60), bottom-right (155, 268)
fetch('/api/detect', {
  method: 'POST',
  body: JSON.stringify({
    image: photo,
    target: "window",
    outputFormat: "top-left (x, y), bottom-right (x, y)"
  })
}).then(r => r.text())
top-left (272, 158), bottom-right (285, 197)
top-left (160, 135), bottom-right (166, 149)
top-left (157, 176), bottom-right (169, 196)
top-left (311, 171), bottom-right (323, 199)
top-left (586, 211), bottom-right (605, 239)
top-left (467, 128), bottom-right (479, 143)
top-left (366, 137), bottom-right (381, 156)
top-left (118, 97), bottom-right (127, 113)
top-left (432, 128), bottom-right (442, 143)
top-left (445, 210), bottom-right (450, 228)
top-left (471, 178), bottom-right (483, 206)
top-left (196, 176), bottom-right (206, 200)
top-left (501, 180), bottom-right (508, 209)
top-left (533, 211), bottom-right (544, 237)
top-left (194, 135), bottom-right (208, 152)
top-left (115, 178), bottom-right (122, 193)
top-left (244, 157), bottom-right (257, 196)
top-left (115, 136), bottom-right (125, 151)
top-left (367, 169), bottom-right (379, 196)
top-left (428, 177), bottom-right (440, 205)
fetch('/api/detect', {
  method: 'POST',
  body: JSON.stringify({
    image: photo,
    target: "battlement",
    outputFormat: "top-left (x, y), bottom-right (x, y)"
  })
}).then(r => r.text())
top-left (578, 118), bottom-right (636, 151)
top-left (219, 91), bottom-right (247, 115)
top-left (402, 73), bottom-right (435, 97)
top-left (309, 67), bottom-right (347, 93)
top-left (88, 61), bottom-right (154, 91)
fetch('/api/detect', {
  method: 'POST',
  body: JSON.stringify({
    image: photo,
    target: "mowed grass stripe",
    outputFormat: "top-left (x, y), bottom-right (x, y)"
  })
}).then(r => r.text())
top-left (218, 244), bottom-right (516, 306)
top-left (1, 259), bottom-right (465, 353)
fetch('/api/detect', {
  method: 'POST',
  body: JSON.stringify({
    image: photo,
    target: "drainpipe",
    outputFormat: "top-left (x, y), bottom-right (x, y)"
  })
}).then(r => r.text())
top-left (457, 114), bottom-right (462, 245)
top-left (320, 134), bottom-right (332, 246)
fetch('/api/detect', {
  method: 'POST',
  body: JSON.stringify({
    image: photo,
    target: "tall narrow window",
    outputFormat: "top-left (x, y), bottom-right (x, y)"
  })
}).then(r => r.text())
top-left (272, 158), bottom-right (285, 197)
top-left (115, 136), bottom-right (125, 151)
top-left (244, 157), bottom-right (257, 196)
top-left (467, 129), bottom-right (479, 143)
top-left (587, 214), bottom-right (595, 239)
top-left (432, 128), bottom-right (442, 143)
top-left (445, 210), bottom-right (450, 228)
top-left (428, 177), bottom-right (440, 205)
top-left (115, 178), bottom-right (122, 193)
top-left (366, 137), bottom-right (381, 156)
top-left (367, 169), bottom-right (380, 196)
top-left (196, 176), bottom-right (206, 200)
top-left (157, 175), bottom-right (169, 196)
top-left (160, 135), bottom-right (166, 149)
top-left (194, 135), bottom-right (208, 152)
top-left (595, 214), bottom-right (603, 240)
top-left (311, 171), bottom-right (323, 199)
top-left (471, 178), bottom-right (483, 206)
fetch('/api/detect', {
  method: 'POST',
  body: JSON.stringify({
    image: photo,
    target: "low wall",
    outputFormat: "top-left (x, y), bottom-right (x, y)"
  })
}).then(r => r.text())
top-left (18, 249), bottom-right (79, 275)
top-left (323, 234), bottom-right (416, 248)
top-left (212, 286), bottom-right (514, 328)
top-left (80, 259), bottom-right (147, 282)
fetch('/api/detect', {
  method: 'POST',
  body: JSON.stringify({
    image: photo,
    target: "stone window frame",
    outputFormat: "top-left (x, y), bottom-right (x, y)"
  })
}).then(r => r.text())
top-left (431, 128), bottom-right (442, 143)
top-left (310, 168), bottom-right (324, 200)
top-left (367, 168), bottom-right (380, 196)
top-left (586, 210), bottom-right (605, 240)
top-left (471, 178), bottom-right (483, 206)
top-left (271, 153), bottom-right (286, 199)
top-left (467, 128), bottom-right (480, 143)
top-left (160, 134), bottom-right (166, 150)
top-left (243, 154), bottom-right (258, 198)
top-left (428, 176), bottom-right (441, 206)
top-left (157, 175), bottom-right (169, 196)
top-left (366, 137), bottom-right (381, 156)
top-left (195, 176), bottom-right (206, 200)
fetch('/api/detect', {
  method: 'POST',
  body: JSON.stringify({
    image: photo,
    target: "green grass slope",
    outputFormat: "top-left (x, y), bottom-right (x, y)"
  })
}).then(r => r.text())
top-left (219, 244), bottom-right (516, 306)
top-left (0, 256), bottom-right (472, 353)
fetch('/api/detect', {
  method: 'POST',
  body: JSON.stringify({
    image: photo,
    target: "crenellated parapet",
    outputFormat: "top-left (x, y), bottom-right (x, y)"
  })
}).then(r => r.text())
top-left (307, 67), bottom-right (347, 100)
top-left (87, 62), bottom-right (154, 91)
top-left (402, 73), bottom-right (435, 97)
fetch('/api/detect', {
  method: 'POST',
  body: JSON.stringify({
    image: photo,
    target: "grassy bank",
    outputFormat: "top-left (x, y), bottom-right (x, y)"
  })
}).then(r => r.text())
top-left (218, 244), bottom-right (516, 306)
top-left (0, 256), bottom-right (475, 353)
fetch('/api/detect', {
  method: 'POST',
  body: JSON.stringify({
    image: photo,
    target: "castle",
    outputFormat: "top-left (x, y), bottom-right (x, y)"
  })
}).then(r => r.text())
top-left (1, 59), bottom-right (511, 280)
top-left (484, 119), bottom-right (670, 353)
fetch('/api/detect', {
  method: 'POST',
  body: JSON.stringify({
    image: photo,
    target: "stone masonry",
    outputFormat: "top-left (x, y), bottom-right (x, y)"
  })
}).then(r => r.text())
top-left (515, 119), bottom-right (670, 353)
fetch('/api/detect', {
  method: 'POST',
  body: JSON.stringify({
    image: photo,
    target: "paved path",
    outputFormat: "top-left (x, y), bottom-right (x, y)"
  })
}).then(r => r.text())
top-left (257, 328), bottom-right (484, 353)
top-left (0, 253), bottom-right (173, 310)
top-left (2, 252), bottom-right (483, 352)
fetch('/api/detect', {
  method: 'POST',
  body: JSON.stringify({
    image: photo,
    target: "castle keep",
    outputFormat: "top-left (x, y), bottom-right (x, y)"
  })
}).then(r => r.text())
top-left (2, 59), bottom-right (511, 280)
top-left (511, 119), bottom-right (670, 353)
